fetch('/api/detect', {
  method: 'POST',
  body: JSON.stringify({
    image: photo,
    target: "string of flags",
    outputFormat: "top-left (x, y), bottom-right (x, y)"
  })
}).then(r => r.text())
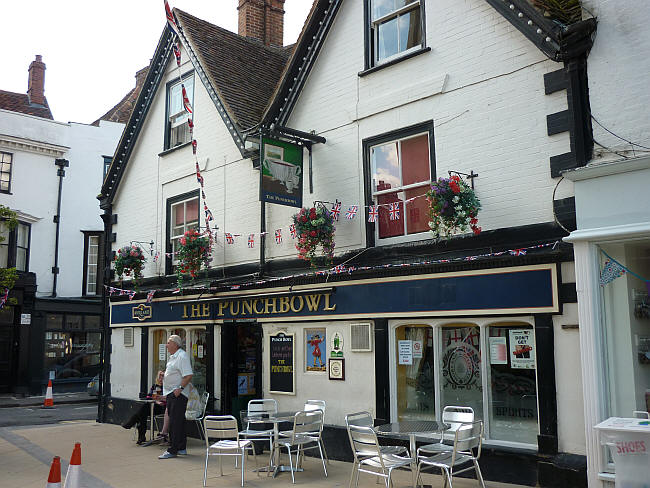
top-left (0, 288), bottom-right (9, 310)
top-left (600, 250), bottom-right (650, 295)
top-left (109, 241), bottom-right (560, 299)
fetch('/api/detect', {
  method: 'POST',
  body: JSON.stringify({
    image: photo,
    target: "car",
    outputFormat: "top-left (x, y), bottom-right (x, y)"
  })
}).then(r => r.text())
top-left (87, 374), bottom-right (100, 396)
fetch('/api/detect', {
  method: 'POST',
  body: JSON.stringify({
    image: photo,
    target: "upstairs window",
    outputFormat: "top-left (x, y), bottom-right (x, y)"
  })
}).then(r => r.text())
top-left (165, 74), bottom-right (194, 149)
top-left (0, 221), bottom-right (30, 271)
top-left (103, 156), bottom-right (112, 181)
top-left (366, 122), bottom-right (434, 242)
top-left (166, 191), bottom-right (199, 274)
top-left (367, 0), bottom-right (424, 66)
top-left (1, 152), bottom-right (13, 193)
top-left (83, 232), bottom-right (103, 296)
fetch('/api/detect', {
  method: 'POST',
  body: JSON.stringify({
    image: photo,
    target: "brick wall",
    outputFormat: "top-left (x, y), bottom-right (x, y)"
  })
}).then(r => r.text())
top-left (238, 0), bottom-right (285, 47)
top-left (27, 55), bottom-right (46, 106)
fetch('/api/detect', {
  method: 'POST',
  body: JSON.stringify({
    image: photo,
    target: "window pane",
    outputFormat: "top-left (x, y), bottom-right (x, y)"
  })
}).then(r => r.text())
top-left (186, 198), bottom-right (199, 223)
top-left (188, 328), bottom-right (207, 395)
top-left (440, 325), bottom-right (483, 419)
top-left (396, 325), bottom-right (435, 420)
top-left (46, 314), bottom-right (63, 330)
top-left (66, 315), bottom-right (83, 330)
top-left (372, 142), bottom-right (400, 192)
top-left (16, 224), bottom-right (29, 247)
top-left (85, 315), bottom-right (100, 329)
top-left (377, 17), bottom-right (399, 61)
top-left (488, 325), bottom-right (538, 444)
top-left (15, 248), bottom-right (27, 271)
top-left (173, 203), bottom-right (184, 226)
top-left (377, 193), bottom-right (404, 238)
top-left (372, 0), bottom-right (396, 20)
top-left (405, 185), bottom-right (429, 234)
top-left (398, 8), bottom-right (421, 51)
top-left (401, 134), bottom-right (429, 185)
top-left (151, 329), bottom-right (169, 381)
top-left (43, 331), bottom-right (101, 379)
top-left (0, 243), bottom-right (9, 268)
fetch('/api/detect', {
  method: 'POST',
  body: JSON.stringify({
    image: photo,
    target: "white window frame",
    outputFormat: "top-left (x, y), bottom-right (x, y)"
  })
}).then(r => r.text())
top-left (170, 196), bottom-right (200, 267)
top-left (370, 0), bottom-right (423, 66)
top-left (370, 131), bottom-right (432, 245)
top-left (388, 317), bottom-right (540, 450)
top-left (0, 151), bottom-right (13, 193)
top-left (166, 74), bottom-right (194, 149)
top-left (85, 234), bottom-right (100, 295)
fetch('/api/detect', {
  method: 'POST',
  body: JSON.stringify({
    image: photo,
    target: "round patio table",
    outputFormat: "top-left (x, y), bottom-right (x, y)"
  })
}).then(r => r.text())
top-left (241, 410), bottom-right (299, 477)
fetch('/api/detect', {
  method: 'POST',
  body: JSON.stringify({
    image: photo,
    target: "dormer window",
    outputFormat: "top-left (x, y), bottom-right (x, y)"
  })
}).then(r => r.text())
top-left (165, 73), bottom-right (194, 149)
top-left (367, 0), bottom-right (424, 67)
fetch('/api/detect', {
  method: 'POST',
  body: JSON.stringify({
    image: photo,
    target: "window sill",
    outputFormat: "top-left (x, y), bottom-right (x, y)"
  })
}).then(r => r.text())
top-left (359, 47), bottom-right (431, 78)
top-left (158, 141), bottom-right (192, 157)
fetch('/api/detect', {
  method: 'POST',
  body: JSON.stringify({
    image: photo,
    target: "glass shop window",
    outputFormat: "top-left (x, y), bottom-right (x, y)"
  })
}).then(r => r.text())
top-left (151, 327), bottom-right (206, 395)
top-left (44, 331), bottom-right (101, 379)
top-left (395, 324), bottom-right (435, 420)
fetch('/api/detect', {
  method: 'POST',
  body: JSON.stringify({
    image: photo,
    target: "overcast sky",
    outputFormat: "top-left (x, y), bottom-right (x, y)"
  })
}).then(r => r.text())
top-left (4, 0), bottom-right (312, 124)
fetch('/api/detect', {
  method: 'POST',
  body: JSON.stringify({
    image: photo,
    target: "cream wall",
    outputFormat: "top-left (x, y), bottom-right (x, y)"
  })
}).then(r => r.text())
top-left (110, 326), bottom-right (143, 399)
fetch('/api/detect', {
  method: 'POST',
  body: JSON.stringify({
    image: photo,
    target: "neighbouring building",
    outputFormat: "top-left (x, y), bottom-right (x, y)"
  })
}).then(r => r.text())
top-left (0, 55), bottom-right (141, 395)
top-left (100, 1), bottom-right (612, 485)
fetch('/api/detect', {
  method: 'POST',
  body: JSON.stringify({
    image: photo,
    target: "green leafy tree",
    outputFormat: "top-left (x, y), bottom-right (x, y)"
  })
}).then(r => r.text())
top-left (0, 205), bottom-right (19, 308)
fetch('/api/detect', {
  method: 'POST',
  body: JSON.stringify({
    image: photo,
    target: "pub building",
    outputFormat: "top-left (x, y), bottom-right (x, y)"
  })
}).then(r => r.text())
top-left (100, 1), bottom-right (595, 485)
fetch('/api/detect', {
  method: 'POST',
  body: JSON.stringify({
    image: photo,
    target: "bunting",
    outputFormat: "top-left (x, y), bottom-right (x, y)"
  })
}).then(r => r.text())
top-left (275, 229), bottom-right (282, 244)
top-left (164, 0), bottom-right (180, 37)
top-left (368, 205), bottom-right (378, 223)
top-left (346, 205), bottom-right (358, 220)
top-left (600, 258), bottom-right (627, 286)
top-left (388, 202), bottom-right (400, 221)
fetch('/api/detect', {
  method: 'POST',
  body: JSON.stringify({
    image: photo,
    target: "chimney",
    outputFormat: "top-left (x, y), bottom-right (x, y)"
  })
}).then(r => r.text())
top-left (28, 55), bottom-right (46, 106)
top-left (238, 0), bottom-right (285, 47)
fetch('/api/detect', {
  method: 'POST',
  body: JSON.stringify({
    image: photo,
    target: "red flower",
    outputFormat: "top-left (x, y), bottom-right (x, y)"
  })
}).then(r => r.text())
top-left (310, 231), bottom-right (317, 237)
top-left (301, 216), bottom-right (308, 223)
top-left (450, 181), bottom-right (460, 194)
top-left (472, 226), bottom-right (482, 235)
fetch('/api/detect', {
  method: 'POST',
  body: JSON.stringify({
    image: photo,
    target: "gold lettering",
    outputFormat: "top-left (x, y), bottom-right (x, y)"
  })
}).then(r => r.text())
top-left (253, 299), bottom-right (264, 315)
top-left (323, 293), bottom-right (336, 311)
top-left (231, 300), bottom-right (240, 316)
top-left (182, 305), bottom-right (189, 319)
top-left (242, 300), bottom-right (253, 316)
top-left (265, 298), bottom-right (278, 314)
top-left (218, 302), bottom-right (228, 317)
top-left (278, 296), bottom-right (290, 313)
top-left (305, 294), bottom-right (321, 311)
top-left (202, 303), bottom-right (210, 317)
top-left (191, 304), bottom-right (201, 318)
top-left (290, 296), bottom-right (304, 313)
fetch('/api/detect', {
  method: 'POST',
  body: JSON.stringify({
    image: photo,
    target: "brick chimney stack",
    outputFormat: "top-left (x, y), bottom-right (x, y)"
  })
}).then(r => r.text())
top-left (238, 0), bottom-right (285, 47)
top-left (28, 55), bottom-right (47, 106)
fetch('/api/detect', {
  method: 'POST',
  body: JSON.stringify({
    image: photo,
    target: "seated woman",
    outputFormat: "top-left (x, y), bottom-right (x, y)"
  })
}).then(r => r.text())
top-left (122, 371), bottom-right (169, 444)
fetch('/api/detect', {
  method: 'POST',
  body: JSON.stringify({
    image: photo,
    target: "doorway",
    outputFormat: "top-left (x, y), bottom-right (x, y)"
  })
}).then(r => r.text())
top-left (221, 322), bottom-right (262, 417)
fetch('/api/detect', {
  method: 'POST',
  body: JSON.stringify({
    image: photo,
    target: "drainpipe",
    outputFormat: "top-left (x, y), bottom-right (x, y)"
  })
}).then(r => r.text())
top-left (51, 158), bottom-right (69, 297)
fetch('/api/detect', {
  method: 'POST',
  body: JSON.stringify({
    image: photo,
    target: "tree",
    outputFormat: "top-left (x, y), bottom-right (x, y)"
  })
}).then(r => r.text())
top-left (0, 205), bottom-right (19, 308)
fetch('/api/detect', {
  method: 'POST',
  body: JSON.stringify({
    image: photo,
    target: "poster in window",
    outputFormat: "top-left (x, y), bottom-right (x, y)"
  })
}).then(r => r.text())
top-left (269, 332), bottom-right (295, 394)
top-left (305, 329), bottom-right (326, 372)
top-left (261, 136), bottom-right (303, 208)
top-left (159, 343), bottom-right (167, 361)
top-left (509, 329), bottom-right (535, 369)
top-left (398, 340), bottom-right (413, 365)
top-left (489, 337), bottom-right (508, 365)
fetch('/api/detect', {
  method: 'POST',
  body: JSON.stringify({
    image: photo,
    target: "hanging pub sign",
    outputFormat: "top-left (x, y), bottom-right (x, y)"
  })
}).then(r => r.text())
top-left (269, 332), bottom-right (295, 394)
top-left (261, 136), bottom-right (303, 208)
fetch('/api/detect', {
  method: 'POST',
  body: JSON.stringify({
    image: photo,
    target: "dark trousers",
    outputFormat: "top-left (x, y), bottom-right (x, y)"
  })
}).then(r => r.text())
top-left (166, 392), bottom-right (188, 454)
top-left (134, 403), bottom-right (165, 441)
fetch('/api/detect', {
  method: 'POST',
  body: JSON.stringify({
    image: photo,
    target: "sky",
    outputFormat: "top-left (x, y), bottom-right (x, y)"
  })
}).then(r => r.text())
top-left (4, 0), bottom-right (313, 124)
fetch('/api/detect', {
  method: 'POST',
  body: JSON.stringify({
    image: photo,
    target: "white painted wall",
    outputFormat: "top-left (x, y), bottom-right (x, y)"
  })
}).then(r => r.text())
top-left (110, 326), bottom-right (143, 399)
top-left (0, 108), bottom-right (123, 297)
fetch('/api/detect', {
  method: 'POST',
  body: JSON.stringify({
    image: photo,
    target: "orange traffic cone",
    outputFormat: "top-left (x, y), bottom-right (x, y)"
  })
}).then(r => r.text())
top-left (42, 380), bottom-right (54, 408)
top-left (46, 456), bottom-right (62, 487)
top-left (63, 443), bottom-right (81, 488)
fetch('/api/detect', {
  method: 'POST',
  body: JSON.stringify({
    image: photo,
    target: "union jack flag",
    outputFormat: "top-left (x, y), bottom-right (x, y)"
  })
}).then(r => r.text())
top-left (248, 234), bottom-right (255, 248)
top-left (172, 43), bottom-right (181, 67)
top-left (187, 117), bottom-right (194, 136)
top-left (146, 290), bottom-right (156, 304)
top-left (0, 288), bottom-right (9, 310)
top-left (225, 233), bottom-right (234, 244)
top-left (182, 84), bottom-right (193, 114)
top-left (464, 255), bottom-right (477, 261)
top-left (510, 249), bottom-right (527, 256)
top-left (275, 229), bottom-right (282, 244)
top-left (345, 205), bottom-right (358, 220)
top-left (368, 205), bottom-right (378, 223)
top-left (330, 202), bottom-right (341, 221)
top-left (204, 205), bottom-right (213, 222)
top-left (388, 202), bottom-right (400, 220)
top-left (153, 251), bottom-right (160, 263)
top-left (289, 224), bottom-right (296, 238)
top-left (201, 190), bottom-right (206, 200)
top-left (192, 139), bottom-right (197, 155)
top-left (331, 264), bottom-right (346, 274)
top-left (164, 0), bottom-right (180, 37)
top-left (128, 291), bottom-right (136, 301)
top-left (196, 168), bottom-right (203, 186)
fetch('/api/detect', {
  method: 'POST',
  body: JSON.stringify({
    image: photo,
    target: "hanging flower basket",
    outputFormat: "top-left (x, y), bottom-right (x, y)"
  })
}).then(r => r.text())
top-left (426, 175), bottom-right (482, 239)
top-left (292, 206), bottom-right (335, 268)
top-left (114, 245), bottom-right (146, 289)
top-left (176, 228), bottom-right (212, 287)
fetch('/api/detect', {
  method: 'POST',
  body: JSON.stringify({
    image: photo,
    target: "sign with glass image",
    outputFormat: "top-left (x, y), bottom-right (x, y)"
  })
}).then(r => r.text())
top-left (261, 136), bottom-right (303, 208)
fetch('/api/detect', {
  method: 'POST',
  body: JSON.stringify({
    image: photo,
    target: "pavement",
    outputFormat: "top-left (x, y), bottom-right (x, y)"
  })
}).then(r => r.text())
top-left (0, 420), bottom-right (533, 488)
top-left (0, 391), bottom-right (97, 408)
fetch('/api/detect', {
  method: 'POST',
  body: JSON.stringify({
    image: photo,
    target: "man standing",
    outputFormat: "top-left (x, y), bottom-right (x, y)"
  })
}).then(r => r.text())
top-left (159, 335), bottom-right (193, 459)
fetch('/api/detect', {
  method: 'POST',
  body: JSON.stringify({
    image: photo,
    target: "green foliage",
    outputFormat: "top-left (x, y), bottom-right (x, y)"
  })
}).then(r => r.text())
top-left (114, 245), bottom-right (146, 290)
top-left (533, 0), bottom-right (582, 24)
top-left (0, 205), bottom-right (19, 308)
top-left (176, 229), bottom-right (212, 288)
top-left (292, 206), bottom-right (335, 268)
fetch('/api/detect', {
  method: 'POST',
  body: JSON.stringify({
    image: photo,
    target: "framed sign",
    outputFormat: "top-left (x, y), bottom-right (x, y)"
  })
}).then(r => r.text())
top-left (261, 136), bottom-right (303, 208)
top-left (329, 358), bottom-right (345, 380)
top-left (269, 332), bottom-right (295, 394)
top-left (305, 328), bottom-right (326, 372)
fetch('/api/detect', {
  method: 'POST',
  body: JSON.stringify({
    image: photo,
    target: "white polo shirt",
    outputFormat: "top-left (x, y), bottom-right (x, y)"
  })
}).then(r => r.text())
top-left (163, 348), bottom-right (193, 398)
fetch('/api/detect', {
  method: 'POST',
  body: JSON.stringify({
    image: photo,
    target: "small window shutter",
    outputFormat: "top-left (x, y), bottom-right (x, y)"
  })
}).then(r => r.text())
top-left (350, 323), bottom-right (373, 352)
top-left (123, 327), bottom-right (134, 347)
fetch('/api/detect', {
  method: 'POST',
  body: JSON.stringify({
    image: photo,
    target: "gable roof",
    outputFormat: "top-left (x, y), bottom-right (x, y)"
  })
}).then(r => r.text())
top-left (94, 66), bottom-right (149, 125)
top-left (0, 89), bottom-right (53, 119)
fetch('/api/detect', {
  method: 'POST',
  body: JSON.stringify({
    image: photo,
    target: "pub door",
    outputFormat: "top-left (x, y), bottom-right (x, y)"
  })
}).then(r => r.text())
top-left (221, 322), bottom-right (262, 418)
top-left (0, 325), bottom-right (15, 393)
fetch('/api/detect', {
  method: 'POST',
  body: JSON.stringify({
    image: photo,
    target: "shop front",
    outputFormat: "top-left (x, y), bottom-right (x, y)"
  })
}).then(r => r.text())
top-left (107, 261), bottom-right (567, 484)
top-left (565, 156), bottom-right (650, 487)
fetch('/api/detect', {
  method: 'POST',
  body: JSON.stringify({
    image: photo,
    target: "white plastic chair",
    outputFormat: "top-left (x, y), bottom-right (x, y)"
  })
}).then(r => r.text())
top-left (203, 415), bottom-right (257, 487)
top-left (346, 422), bottom-right (414, 488)
top-left (633, 410), bottom-right (650, 419)
top-left (419, 405), bottom-right (475, 454)
top-left (416, 420), bottom-right (486, 488)
top-left (273, 410), bottom-right (328, 484)
top-left (345, 411), bottom-right (408, 456)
